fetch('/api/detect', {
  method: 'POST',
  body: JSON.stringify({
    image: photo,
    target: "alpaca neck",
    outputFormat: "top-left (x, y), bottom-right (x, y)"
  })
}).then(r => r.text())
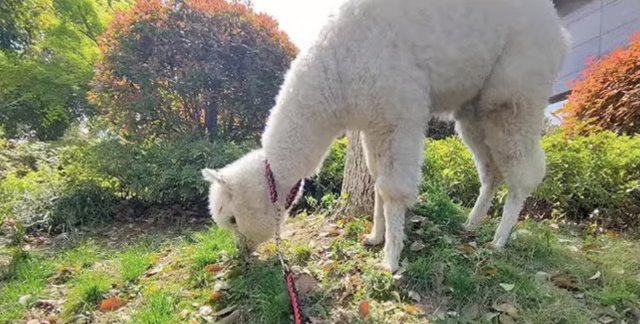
top-left (262, 89), bottom-right (342, 192)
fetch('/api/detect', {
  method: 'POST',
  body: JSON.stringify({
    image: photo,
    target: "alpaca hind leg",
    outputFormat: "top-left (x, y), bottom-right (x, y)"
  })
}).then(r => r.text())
top-left (492, 145), bottom-right (545, 248)
top-left (375, 125), bottom-right (425, 272)
top-left (456, 119), bottom-right (503, 231)
top-left (361, 131), bottom-right (385, 246)
top-left (485, 115), bottom-right (546, 249)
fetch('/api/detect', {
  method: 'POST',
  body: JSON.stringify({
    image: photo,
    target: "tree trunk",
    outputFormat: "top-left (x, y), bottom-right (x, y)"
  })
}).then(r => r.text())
top-left (339, 130), bottom-right (375, 216)
top-left (204, 100), bottom-right (218, 141)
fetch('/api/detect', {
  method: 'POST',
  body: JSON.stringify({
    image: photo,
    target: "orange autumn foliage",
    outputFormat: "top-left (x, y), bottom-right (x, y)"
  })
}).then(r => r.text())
top-left (561, 32), bottom-right (640, 135)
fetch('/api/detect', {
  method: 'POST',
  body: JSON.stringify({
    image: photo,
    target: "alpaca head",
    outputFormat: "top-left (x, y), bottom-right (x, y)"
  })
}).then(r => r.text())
top-left (201, 149), bottom-right (282, 255)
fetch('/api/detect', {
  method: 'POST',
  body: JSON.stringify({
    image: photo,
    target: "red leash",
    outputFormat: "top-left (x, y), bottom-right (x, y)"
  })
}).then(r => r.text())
top-left (265, 160), bottom-right (305, 324)
top-left (285, 269), bottom-right (304, 324)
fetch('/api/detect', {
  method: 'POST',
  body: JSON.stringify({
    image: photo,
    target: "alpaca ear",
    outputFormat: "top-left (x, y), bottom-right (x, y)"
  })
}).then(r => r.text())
top-left (202, 169), bottom-right (225, 184)
top-left (202, 168), bottom-right (233, 193)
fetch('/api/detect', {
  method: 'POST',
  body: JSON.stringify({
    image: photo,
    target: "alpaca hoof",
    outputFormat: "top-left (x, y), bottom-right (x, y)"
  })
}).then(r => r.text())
top-left (374, 262), bottom-right (398, 273)
top-left (374, 259), bottom-right (400, 273)
top-left (363, 234), bottom-right (384, 246)
top-left (487, 241), bottom-right (505, 251)
top-left (463, 221), bottom-right (479, 232)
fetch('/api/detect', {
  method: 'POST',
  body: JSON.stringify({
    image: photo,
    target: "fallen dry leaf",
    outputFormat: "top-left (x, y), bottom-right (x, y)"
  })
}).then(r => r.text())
top-left (499, 283), bottom-right (515, 292)
top-left (494, 303), bottom-right (519, 319)
top-left (589, 271), bottom-right (601, 280)
top-left (210, 291), bottom-right (224, 302)
top-left (213, 305), bottom-right (236, 317)
top-left (359, 300), bottom-right (370, 317)
top-left (484, 312), bottom-right (500, 321)
top-left (46, 315), bottom-right (59, 323)
top-left (403, 304), bottom-right (422, 315)
top-left (145, 265), bottom-right (163, 277)
top-left (409, 240), bottom-right (426, 252)
top-left (499, 313), bottom-right (516, 324)
top-left (410, 216), bottom-right (427, 223)
top-left (551, 274), bottom-right (578, 290)
top-left (484, 267), bottom-right (498, 277)
top-left (321, 261), bottom-right (337, 273)
top-left (598, 315), bottom-right (615, 324)
top-left (217, 309), bottom-right (242, 324)
top-left (204, 264), bottom-right (223, 274)
top-left (535, 271), bottom-right (550, 282)
top-left (459, 243), bottom-right (476, 254)
top-left (98, 297), bottom-right (127, 312)
top-left (35, 299), bottom-right (60, 310)
top-left (49, 267), bottom-right (74, 284)
top-left (295, 274), bottom-right (319, 297)
top-left (461, 303), bottom-right (481, 320)
top-left (408, 290), bottom-right (421, 303)
top-left (325, 227), bottom-right (341, 237)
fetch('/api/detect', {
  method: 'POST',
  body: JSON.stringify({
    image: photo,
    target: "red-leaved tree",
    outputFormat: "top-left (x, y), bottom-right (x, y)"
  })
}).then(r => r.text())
top-left (561, 32), bottom-right (640, 135)
top-left (90, 0), bottom-right (297, 141)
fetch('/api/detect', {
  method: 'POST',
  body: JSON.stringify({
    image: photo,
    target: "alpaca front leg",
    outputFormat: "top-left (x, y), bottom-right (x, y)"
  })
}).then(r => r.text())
top-left (492, 191), bottom-right (527, 248)
top-left (364, 191), bottom-right (385, 245)
top-left (380, 200), bottom-right (405, 272)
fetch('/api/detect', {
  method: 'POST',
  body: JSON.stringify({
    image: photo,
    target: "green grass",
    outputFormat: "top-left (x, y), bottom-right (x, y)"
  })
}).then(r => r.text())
top-left (62, 270), bottom-right (112, 318)
top-left (226, 263), bottom-right (291, 324)
top-left (132, 290), bottom-right (178, 324)
top-left (119, 244), bottom-right (155, 283)
top-left (291, 243), bottom-right (312, 265)
top-left (0, 250), bottom-right (54, 322)
top-left (1, 191), bottom-right (639, 323)
top-left (189, 227), bottom-right (237, 270)
top-left (58, 240), bottom-right (101, 269)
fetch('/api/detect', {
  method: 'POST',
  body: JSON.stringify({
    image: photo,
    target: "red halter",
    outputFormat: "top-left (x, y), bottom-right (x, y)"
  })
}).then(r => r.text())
top-left (264, 160), bottom-right (302, 210)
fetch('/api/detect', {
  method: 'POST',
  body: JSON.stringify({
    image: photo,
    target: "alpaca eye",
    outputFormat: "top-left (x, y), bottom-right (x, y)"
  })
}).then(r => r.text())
top-left (229, 216), bottom-right (236, 225)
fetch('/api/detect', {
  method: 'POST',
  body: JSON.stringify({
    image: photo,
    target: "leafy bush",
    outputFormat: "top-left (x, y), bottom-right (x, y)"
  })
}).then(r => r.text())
top-left (561, 32), bottom-right (640, 135)
top-left (302, 138), bottom-right (347, 210)
top-left (0, 136), bottom-right (59, 180)
top-left (421, 132), bottom-right (640, 229)
top-left (422, 137), bottom-right (479, 207)
top-left (62, 135), bottom-right (253, 207)
top-left (0, 128), bottom-right (254, 231)
top-left (537, 131), bottom-right (640, 228)
top-left (0, 167), bottom-right (66, 230)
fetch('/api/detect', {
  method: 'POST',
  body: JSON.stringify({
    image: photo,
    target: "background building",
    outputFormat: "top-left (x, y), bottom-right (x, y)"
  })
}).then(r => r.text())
top-left (551, 0), bottom-right (640, 102)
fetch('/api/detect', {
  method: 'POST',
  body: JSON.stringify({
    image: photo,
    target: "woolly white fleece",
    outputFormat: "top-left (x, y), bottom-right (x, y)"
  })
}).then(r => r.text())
top-left (203, 0), bottom-right (569, 272)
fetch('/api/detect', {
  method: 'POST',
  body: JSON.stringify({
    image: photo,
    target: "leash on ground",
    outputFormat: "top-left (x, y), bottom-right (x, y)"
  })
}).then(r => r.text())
top-left (265, 160), bottom-right (304, 324)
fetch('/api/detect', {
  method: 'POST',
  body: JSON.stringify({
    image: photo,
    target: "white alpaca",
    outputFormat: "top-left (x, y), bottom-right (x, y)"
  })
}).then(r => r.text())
top-left (203, 0), bottom-right (569, 272)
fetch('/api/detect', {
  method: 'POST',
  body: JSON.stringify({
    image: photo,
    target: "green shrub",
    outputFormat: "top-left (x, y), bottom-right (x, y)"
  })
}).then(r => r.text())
top-left (537, 131), bottom-right (640, 228)
top-left (50, 182), bottom-right (118, 231)
top-left (0, 129), bottom-right (254, 230)
top-left (421, 131), bottom-right (640, 228)
top-left (0, 136), bottom-right (59, 180)
top-left (422, 137), bottom-right (479, 206)
top-left (0, 167), bottom-right (66, 229)
top-left (62, 135), bottom-right (254, 207)
top-left (310, 138), bottom-right (347, 197)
